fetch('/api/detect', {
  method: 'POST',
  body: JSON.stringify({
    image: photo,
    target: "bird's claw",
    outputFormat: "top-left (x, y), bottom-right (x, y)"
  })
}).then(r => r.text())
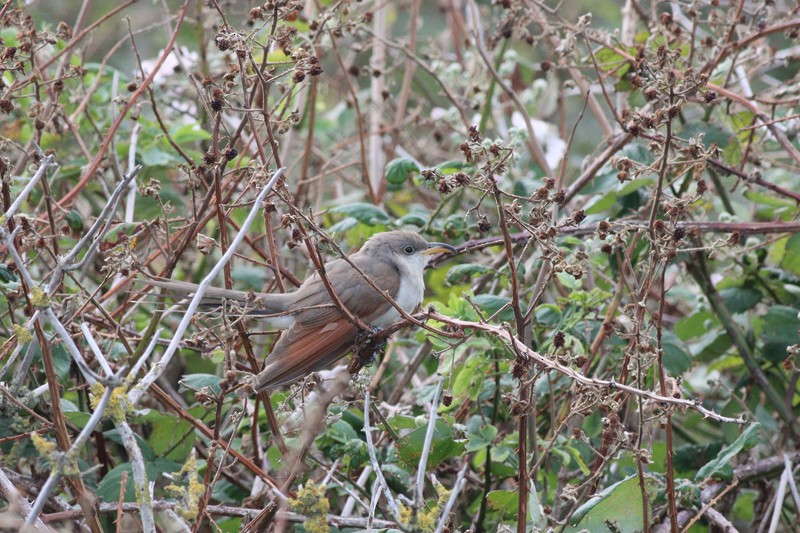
top-left (349, 327), bottom-right (387, 374)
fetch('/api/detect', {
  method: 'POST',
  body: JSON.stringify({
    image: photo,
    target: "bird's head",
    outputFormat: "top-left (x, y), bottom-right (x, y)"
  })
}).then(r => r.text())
top-left (361, 231), bottom-right (457, 273)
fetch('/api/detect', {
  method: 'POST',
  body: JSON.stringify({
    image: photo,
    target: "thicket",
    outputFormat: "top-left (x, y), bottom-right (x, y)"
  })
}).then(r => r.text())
top-left (0, 1), bottom-right (798, 532)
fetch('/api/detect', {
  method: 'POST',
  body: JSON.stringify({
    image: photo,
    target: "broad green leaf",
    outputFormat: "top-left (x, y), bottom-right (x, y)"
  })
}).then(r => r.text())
top-left (695, 423), bottom-right (761, 480)
top-left (673, 442), bottom-right (724, 473)
top-left (487, 490), bottom-right (518, 516)
top-left (584, 191), bottom-right (617, 215)
top-left (436, 160), bottom-right (473, 175)
top-left (96, 458), bottom-right (180, 502)
top-left (395, 419), bottom-right (466, 468)
top-left (398, 213), bottom-right (428, 227)
top-left (472, 294), bottom-right (514, 321)
top-left (761, 305), bottom-right (800, 363)
top-left (781, 233), bottom-right (800, 276)
top-left (556, 271), bottom-right (581, 289)
top-left (232, 265), bottom-right (267, 290)
top-left (141, 146), bottom-right (177, 166)
top-left (744, 190), bottom-right (796, 208)
top-left (179, 373), bottom-right (222, 395)
top-left (0, 264), bottom-right (17, 283)
top-left (170, 123), bottom-right (211, 144)
top-left (445, 263), bottom-right (494, 285)
top-left (51, 343), bottom-right (71, 382)
top-left (720, 286), bottom-right (762, 314)
top-left (465, 424), bottom-right (497, 452)
top-left (385, 158), bottom-right (419, 185)
top-left (618, 177), bottom-right (653, 196)
top-left (662, 331), bottom-right (692, 375)
top-left (675, 310), bottom-right (715, 340)
top-left (65, 209), bottom-right (84, 233)
top-left (61, 399), bottom-right (91, 429)
top-left (331, 203), bottom-right (391, 225)
top-left (137, 411), bottom-right (194, 461)
top-left (566, 475), bottom-right (656, 532)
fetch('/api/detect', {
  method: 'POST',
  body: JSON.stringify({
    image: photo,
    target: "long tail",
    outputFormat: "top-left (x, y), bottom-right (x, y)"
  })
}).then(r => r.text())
top-left (137, 277), bottom-right (294, 326)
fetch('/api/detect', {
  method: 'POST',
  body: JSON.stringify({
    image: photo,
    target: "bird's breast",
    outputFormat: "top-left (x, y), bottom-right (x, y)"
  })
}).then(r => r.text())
top-left (372, 270), bottom-right (424, 327)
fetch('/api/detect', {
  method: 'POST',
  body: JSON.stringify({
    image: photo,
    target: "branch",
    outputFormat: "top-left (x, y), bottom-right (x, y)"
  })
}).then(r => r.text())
top-left (426, 311), bottom-right (746, 424)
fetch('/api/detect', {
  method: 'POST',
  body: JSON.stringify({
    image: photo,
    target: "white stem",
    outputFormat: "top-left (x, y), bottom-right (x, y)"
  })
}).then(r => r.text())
top-left (415, 376), bottom-right (443, 510)
top-left (5, 155), bottom-right (55, 220)
top-left (128, 168), bottom-right (284, 406)
top-left (26, 384), bottom-right (115, 526)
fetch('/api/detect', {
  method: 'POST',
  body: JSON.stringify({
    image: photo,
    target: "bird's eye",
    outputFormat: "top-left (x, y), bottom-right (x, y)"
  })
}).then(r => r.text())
top-left (403, 245), bottom-right (415, 254)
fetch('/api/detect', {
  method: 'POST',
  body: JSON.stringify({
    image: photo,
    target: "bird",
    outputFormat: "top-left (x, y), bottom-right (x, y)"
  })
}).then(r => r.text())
top-left (144, 231), bottom-right (456, 391)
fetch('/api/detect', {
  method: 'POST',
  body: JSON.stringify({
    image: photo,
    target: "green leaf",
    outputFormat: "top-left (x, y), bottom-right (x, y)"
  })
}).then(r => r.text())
top-left (179, 373), bottom-right (222, 395)
top-left (398, 213), bottom-right (428, 227)
top-left (51, 344), bottom-right (71, 382)
top-left (137, 411), bottom-right (195, 461)
top-left (61, 399), bottom-right (91, 429)
top-left (662, 331), bottom-right (692, 375)
top-left (720, 286), bottom-right (762, 314)
top-left (436, 160), bottom-right (473, 175)
top-left (465, 424), bottom-right (497, 452)
top-left (445, 263), bottom-right (494, 285)
top-left (566, 475), bottom-right (656, 532)
top-left (232, 265), bottom-right (267, 290)
top-left (141, 146), bottom-right (178, 167)
top-left (0, 264), bottom-right (17, 283)
top-left (65, 210), bottom-right (84, 233)
top-left (618, 177), bottom-right (653, 196)
top-left (472, 294), bottom-right (514, 321)
top-left (565, 445), bottom-right (591, 475)
top-left (780, 233), bottom-right (800, 276)
top-left (674, 442), bottom-right (724, 473)
top-left (487, 490), bottom-right (518, 516)
top-left (385, 158), bottom-right (419, 185)
top-left (761, 305), bottom-right (800, 363)
top-left (584, 191), bottom-right (617, 215)
top-left (330, 203), bottom-right (391, 225)
top-left (170, 123), bottom-right (211, 144)
top-left (102, 223), bottom-right (142, 246)
top-left (695, 423), bottom-right (761, 480)
top-left (96, 458), bottom-right (180, 502)
top-left (395, 419), bottom-right (466, 468)
top-left (556, 271), bottom-right (582, 289)
top-left (744, 190), bottom-right (796, 208)
top-left (675, 310), bottom-right (715, 340)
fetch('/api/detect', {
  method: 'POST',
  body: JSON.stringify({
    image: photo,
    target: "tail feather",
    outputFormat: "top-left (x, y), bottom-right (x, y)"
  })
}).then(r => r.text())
top-left (137, 277), bottom-right (293, 325)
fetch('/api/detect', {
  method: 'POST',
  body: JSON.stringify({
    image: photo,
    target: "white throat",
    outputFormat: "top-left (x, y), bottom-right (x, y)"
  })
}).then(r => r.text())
top-left (372, 253), bottom-right (427, 327)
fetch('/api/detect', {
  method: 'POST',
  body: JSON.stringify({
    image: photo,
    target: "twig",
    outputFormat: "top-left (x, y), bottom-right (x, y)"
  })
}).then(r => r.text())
top-left (427, 311), bottom-right (746, 424)
top-left (433, 464), bottom-right (468, 533)
top-left (26, 384), bottom-right (116, 526)
top-left (415, 376), bottom-right (444, 511)
top-left (363, 391), bottom-right (403, 524)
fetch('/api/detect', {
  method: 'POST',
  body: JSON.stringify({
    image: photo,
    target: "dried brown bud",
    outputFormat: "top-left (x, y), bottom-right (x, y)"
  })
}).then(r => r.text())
top-left (553, 331), bottom-right (565, 348)
top-left (696, 180), bottom-right (708, 194)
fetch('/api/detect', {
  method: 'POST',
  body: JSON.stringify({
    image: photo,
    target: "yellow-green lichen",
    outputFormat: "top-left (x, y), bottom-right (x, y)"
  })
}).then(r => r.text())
top-left (288, 481), bottom-right (330, 533)
top-left (12, 323), bottom-right (32, 344)
top-left (29, 286), bottom-right (51, 308)
top-left (89, 382), bottom-right (130, 424)
top-left (31, 433), bottom-right (56, 460)
top-left (399, 480), bottom-right (451, 533)
top-left (165, 451), bottom-right (204, 521)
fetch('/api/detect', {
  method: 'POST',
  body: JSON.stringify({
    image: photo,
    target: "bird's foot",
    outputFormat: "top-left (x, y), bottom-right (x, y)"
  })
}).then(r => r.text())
top-left (349, 327), bottom-right (388, 375)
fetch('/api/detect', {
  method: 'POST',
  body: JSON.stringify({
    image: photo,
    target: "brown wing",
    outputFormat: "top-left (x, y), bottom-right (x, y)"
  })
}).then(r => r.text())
top-left (252, 256), bottom-right (401, 390)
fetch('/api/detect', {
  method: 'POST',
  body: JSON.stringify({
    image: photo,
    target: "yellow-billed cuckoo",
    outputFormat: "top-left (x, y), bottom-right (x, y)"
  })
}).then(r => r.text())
top-left (145, 231), bottom-right (456, 390)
